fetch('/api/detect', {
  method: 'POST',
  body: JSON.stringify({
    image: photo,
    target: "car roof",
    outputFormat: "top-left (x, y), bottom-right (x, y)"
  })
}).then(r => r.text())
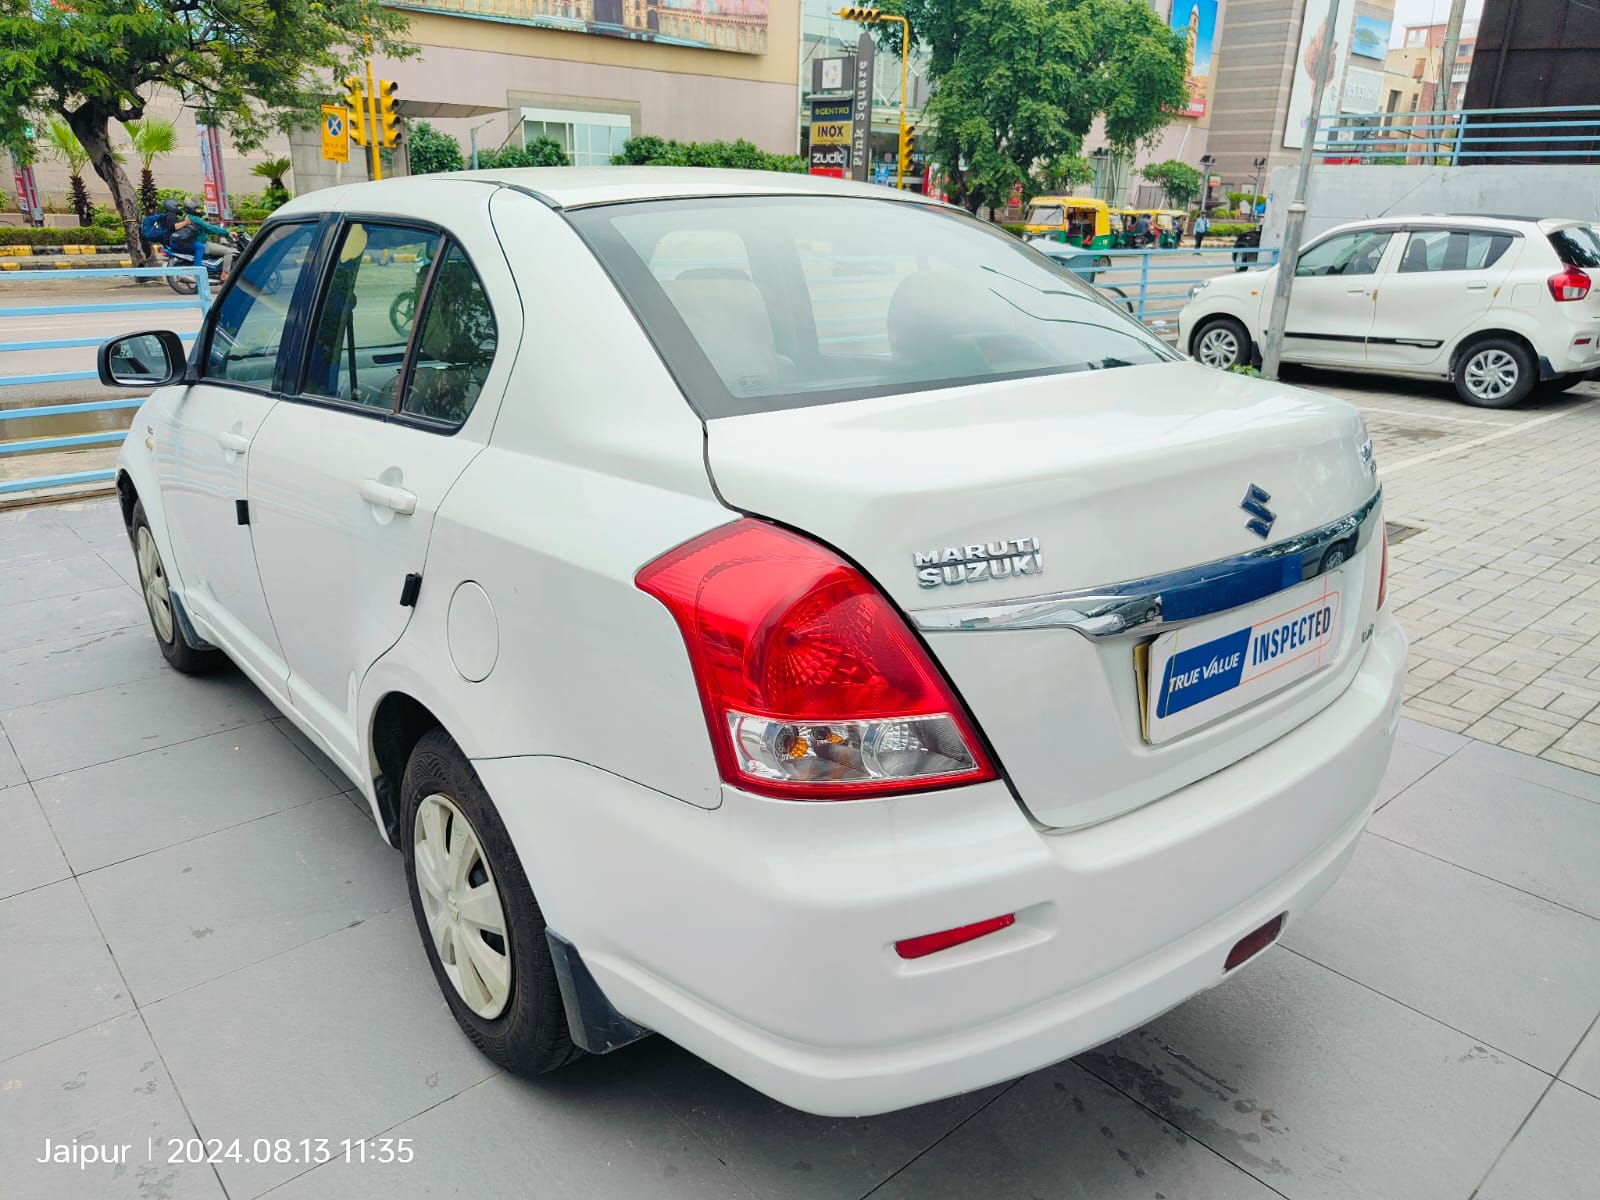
top-left (1319, 213), bottom-right (1595, 237)
top-left (275, 167), bottom-right (939, 216)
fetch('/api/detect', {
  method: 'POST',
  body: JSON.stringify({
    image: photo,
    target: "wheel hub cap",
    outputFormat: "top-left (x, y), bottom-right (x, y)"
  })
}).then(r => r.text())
top-left (1466, 349), bottom-right (1517, 399)
top-left (413, 793), bottom-right (511, 1019)
top-left (134, 526), bottom-right (174, 644)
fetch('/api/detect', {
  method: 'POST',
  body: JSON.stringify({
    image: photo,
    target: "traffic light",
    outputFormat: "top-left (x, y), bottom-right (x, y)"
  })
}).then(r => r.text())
top-left (897, 121), bottom-right (915, 181)
top-left (837, 6), bottom-right (882, 21)
top-left (376, 79), bottom-right (400, 149)
top-left (343, 77), bottom-right (367, 147)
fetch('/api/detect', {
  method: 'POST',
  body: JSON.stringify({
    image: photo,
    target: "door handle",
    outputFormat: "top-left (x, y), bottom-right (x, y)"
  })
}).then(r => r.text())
top-left (1466, 282), bottom-right (1488, 291)
top-left (1345, 285), bottom-right (1367, 295)
top-left (216, 431), bottom-right (250, 454)
top-left (359, 478), bottom-right (417, 515)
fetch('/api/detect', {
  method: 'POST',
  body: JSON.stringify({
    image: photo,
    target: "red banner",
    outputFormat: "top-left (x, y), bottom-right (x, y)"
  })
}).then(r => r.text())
top-left (195, 122), bottom-right (232, 221)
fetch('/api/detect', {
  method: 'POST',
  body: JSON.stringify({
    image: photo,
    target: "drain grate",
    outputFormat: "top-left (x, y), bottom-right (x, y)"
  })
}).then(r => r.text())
top-left (1386, 521), bottom-right (1424, 544)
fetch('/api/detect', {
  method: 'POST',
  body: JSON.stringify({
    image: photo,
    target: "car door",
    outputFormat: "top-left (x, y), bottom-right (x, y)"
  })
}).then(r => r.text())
top-left (245, 218), bottom-right (508, 772)
top-left (1366, 227), bottom-right (1518, 372)
top-left (1278, 228), bottom-right (1396, 365)
top-left (154, 219), bottom-right (324, 686)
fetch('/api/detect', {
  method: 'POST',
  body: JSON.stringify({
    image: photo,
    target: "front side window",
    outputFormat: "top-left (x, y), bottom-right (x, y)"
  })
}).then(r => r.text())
top-left (1296, 230), bottom-right (1393, 278)
top-left (570, 196), bottom-right (1173, 419)
top-left (302, 223), bottom-right (443, 409)
top-left (1398, 229), bottom-right (1513, 273)
top-left (203, 222), bottom-right (320, 387)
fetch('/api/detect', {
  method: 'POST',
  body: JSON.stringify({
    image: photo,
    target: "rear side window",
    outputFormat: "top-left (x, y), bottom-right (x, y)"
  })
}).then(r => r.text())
top-left (1549, 225), bottom-right (1600, 268)
top-left (1398, 229), bottom-right (1513, 273)
top-left (303, 222), bottom-right (443, 409)
top-left (402, 244), bottom-right (499, 426)
top-left (569, 195), bottom-right (1173, 419)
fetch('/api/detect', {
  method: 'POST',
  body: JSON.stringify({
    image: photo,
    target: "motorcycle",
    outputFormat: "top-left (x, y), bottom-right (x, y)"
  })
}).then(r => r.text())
top-left (159, 227), bottom-right (277, 296)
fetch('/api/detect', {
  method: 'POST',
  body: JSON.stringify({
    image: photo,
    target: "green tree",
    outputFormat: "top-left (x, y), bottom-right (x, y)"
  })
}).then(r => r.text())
top-left (0, 0), bottom-right (413, 263)
top-left (611, 135), bottom-right (804, 173)
top-left (892, 0), bottom-right (1188, 214)
top-left (124, 117), bottom-right (176, 214)
top-left (407, 122), bottom-right (464, 175)
top-left (525, 136), bottom-right (570, 167)
top-left (1137, 159), bottom-right (1202, 210)
top-left (1034, 153), bottom-right (1095, 195)
top-left (250, 157), bottom-right (293, 210)
top-left (43, 117), bottom-right (95, 225)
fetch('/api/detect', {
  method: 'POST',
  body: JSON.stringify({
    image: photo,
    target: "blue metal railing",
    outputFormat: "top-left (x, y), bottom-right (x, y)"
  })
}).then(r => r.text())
top-left (1081, 245), bottom-right (1280, 327)
top-left (1, 265), bottom-right (209, 497)
top-left (1312, 104), bottom-right (1600, 165)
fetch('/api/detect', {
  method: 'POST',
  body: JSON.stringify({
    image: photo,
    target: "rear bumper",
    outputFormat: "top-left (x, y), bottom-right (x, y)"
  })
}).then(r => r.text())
top-left (477, 611), bottom-right (1406, 1116)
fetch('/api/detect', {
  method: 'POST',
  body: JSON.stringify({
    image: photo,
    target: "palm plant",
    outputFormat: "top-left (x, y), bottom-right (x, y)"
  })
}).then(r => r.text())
top-left (43, 117), bottom-right (93, 225)
top-left (251, 156), bottom-right (292, 209)
top-left (125, 117), bottom-right (178, 213)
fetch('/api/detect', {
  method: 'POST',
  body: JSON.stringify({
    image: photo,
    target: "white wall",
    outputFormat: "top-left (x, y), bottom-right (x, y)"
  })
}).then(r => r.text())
top-left (1261, 163), bottom-right (1600, 248)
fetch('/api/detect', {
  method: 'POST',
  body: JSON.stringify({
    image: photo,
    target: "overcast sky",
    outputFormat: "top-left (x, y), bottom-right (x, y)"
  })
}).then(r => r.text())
top-left (1387, 0), bottom-right (1485, 44)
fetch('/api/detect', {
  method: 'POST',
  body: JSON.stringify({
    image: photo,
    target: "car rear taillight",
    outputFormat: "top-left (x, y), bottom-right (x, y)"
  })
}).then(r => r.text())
top-left (1377, 524), bottom-right (1389, 610)
top-left (1548, 265), bottom-right (1592, 302)
top-left (637, 519), bottom-right (997, 800)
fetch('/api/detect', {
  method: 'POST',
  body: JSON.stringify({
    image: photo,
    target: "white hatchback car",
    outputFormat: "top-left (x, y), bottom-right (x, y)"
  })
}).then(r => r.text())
top-left (1180, 214), bottom-right (1600, 406)
top-left (100, 168), bottom-right (1405, 1117)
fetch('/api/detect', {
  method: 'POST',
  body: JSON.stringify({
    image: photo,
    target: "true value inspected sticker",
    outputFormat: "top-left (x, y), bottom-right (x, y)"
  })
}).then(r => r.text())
top-left (1139, 573), bottom-right (1343, 745)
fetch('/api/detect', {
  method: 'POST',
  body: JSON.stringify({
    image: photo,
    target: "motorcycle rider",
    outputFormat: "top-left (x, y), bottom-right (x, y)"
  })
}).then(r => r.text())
top-left (139, 198), bottom-right (183, 259)
top-left (169, 198), bottom-right (236, 281)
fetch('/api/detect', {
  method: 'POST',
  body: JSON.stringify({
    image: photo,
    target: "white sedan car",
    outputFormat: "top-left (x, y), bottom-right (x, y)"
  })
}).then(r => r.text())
top-left (1180, 214), bottom-right (1600, 406)
top-left (100, 168), bottom-right (1405, 1117)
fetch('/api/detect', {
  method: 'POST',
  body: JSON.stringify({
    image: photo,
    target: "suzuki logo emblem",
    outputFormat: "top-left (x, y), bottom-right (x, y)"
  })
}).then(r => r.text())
top-left (1241, 484), bottom-right (1276, 539)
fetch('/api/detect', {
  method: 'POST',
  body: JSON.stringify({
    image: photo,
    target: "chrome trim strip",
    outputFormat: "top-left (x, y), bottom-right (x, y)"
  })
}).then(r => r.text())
top-left (912, 490), bottom-right (1382, 639)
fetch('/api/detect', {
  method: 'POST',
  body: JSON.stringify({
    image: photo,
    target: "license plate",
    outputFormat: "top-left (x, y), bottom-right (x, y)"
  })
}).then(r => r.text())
top-left (1138, 573), bottom-right (1344, 745)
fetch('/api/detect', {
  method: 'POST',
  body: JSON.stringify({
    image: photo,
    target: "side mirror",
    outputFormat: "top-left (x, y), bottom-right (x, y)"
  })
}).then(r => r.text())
top-left (97, 330), bottom-right (187, 388)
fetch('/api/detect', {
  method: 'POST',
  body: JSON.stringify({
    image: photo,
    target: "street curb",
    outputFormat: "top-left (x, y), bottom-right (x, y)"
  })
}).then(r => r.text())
top-left (0, 254), bottom-right (135, 271)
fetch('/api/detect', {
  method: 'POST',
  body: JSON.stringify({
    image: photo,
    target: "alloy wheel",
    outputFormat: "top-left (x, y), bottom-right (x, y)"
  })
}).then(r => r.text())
top-left (413, 792), bottom-right (512, 1019)
top-left (1464, 348), bottom-right (1519, 402)
top-left (134, 525), bottom-right (175, 644)
top-left (1196, 326), bottom-right (1241, 369)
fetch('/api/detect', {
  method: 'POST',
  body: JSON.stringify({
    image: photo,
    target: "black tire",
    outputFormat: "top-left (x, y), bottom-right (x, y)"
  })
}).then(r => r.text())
top-left (1453, 336), bottom-right (1536, 408)
top-left (1191, 315), bottom-right (1251, 370)
top-left (1103, 286), bottom-right (1135, 315)
top-left (166, 272), bottom-right (198, 295)
top-left (128, 500), bottom-right (226, 674)
top-left (389, 291), bottom-right (416, 336)
top-left (402, 728), bottom-right (582, 1076)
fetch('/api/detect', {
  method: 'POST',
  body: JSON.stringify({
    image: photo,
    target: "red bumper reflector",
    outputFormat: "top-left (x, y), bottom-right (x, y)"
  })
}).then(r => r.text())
top-left (895, 914), bottom-right (1016, 960)
top-left (1225, 913), bottom-right (1285, 971)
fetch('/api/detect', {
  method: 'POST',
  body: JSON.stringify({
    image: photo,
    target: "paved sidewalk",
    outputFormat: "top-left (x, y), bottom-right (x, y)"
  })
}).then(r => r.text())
top-left (1305, 375), bottom-right (1600, 773)
top-left (2, 497), bottom-right (1598, 1200)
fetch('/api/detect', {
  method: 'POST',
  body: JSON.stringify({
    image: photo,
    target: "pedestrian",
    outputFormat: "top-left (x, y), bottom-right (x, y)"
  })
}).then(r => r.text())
top-left (1194, 211), bottom-right (1210, 250)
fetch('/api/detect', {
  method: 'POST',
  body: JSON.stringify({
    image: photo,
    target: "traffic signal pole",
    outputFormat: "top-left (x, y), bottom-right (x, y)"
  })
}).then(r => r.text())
top-left (837, 8), bottom-right (914, 188)
top-left (365, 54), bottom-right (383, 181)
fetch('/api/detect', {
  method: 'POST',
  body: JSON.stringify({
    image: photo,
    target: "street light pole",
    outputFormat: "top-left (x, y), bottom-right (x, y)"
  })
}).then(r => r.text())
top-left (1436, 0), bottom-right (1469, 156)
top-left (1260, 0), bottom-right (1344, 381)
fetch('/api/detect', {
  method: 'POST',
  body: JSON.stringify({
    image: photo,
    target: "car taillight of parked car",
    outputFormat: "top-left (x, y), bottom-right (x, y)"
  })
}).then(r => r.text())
top-left (637, 519), bottom-right (997, 800)
top-left (1547, 265), bottom-right (1592, 302)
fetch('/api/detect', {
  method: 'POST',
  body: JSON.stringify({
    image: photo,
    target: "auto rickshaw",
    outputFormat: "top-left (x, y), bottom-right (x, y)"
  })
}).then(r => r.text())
top-left (1022, 196), bottom-right (1112, 248)
top-left (1112, 208), bottom-right (1184, 250)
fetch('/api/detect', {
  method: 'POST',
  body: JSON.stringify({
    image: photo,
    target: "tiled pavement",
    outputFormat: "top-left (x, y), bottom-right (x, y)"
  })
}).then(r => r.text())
top-left (1312, 374), bottom-right (1600, 771)
top-left (3, 386), bottom-right (1600, 1199)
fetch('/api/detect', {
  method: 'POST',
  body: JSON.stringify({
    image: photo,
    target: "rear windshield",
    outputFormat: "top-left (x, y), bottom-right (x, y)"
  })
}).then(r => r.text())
top-left (568, 196), bottom-right (1173, 419)
top-left (1549, 225), bottom-right (1600, 268)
